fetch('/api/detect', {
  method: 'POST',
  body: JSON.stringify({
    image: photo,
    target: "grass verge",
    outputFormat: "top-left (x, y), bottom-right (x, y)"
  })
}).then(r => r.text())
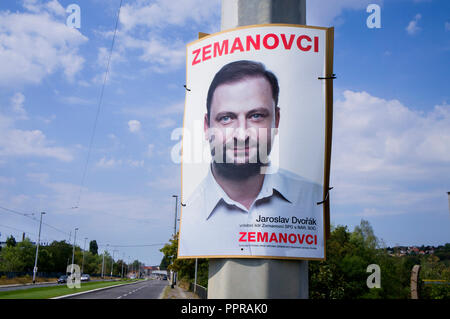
top-left (161, 285), bottom-right (171, 299)
top-left (0, 279), bottom-right (139, 299)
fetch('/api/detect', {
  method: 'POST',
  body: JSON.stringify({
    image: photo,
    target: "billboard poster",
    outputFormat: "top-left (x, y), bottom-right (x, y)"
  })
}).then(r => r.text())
top-left (177, 24), bottom-right (334, 260)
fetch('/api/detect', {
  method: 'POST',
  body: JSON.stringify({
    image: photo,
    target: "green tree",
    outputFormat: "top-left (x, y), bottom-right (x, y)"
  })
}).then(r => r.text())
top-left (82, 251), bottom-right (102, 275)
top-left (37, 247), bottom-right (54, 272)
top-left (160, 255), bottom-right (171, 270)
top-left (309, 219), bottom-right (411, 299)
top-left (6, 235), bottom-right (16, 247)
top-left (0, 238), bottom-right (35, 272)
top-left (420, 254), bottom-right (450, 299)
top-left (0, 245), bottom-right (24, 272)
top-left (159, 232), bottom-right (209, 287)
top-left (116, 259), bottom-right (126, 277)
top-left (89, 240), bottom-right (98, 255)
top-left (46, 240), bottom-right (72, 273)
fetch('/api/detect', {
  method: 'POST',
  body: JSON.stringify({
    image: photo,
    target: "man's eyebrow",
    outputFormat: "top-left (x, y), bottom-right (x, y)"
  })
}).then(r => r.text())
top-left (215, 111), bottom-right (236, 119)
top-left (214, 107), bottom-right (271, 120)
top-left (247, 107), bottom-right (270, 115)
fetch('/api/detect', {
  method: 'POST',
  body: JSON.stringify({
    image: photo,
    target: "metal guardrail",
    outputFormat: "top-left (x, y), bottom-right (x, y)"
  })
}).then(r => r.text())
top-left (422, 280), bottom-right (450, 285)
top-left (189, 282), bottom-right (207, 299)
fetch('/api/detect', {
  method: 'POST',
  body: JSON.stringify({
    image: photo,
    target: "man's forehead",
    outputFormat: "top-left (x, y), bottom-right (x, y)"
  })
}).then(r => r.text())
top-left (215, 75), bottom-right (271, 93)
top-left (210, 76), bottom-right (274, 113)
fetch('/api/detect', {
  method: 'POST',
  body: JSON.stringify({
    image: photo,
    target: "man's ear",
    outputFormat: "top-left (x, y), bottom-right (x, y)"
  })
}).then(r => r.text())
top-left (204, 113), bottom-right (210, 141)
top-left (275, 106), bottom-right (280, 129)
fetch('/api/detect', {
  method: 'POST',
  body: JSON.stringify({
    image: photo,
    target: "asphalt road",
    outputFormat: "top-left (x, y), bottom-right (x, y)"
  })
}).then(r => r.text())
top-left (67, 279), bottom-right (168, 299)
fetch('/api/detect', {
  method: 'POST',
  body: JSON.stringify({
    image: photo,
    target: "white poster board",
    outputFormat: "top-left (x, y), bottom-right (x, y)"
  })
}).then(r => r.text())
top-left (178, 24), bottom-right (333, 260)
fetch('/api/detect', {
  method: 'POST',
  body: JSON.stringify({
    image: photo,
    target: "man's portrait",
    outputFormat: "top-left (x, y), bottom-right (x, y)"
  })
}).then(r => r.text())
top-left (178, 26), bottom-right (330, 259)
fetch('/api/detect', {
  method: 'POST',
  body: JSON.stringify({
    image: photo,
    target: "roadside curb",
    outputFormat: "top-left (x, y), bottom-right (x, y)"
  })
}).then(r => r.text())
top-left (50, 280), bottom-right (145, 299)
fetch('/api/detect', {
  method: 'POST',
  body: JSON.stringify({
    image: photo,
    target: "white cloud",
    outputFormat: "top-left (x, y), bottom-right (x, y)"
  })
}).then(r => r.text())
top-left (445, 22), bottom-right (450, 31)
top-left (146, 164), bottom-right (181, 191)
top-left (0, 126), bottom-right (73, 162)
top-left (26, 172), bottom-right (50, 183)
top-left (10, 92), bottom-right (28, 119)
top-left (59, 96), bottom-right (94, 106)
top-left (122, 100), bottom-right (184, 118)
top-left (128, 119), bottom-right (141, 133)
top-left (0, 92), bottom-right (72, 162)
top-left (406, 14), bottom-right (422, 35)
top-left (307, 0), bottom-right (382, 26)
top-left (0, 176), bottom-right (15, 185)
top-left (332, 90), bottom-right (450, 215)
top-left (96, 157), bottom-right (122, 168)
top-left (121, 35), bottom-right (186, 72)
top-left (23, 0), bottom-right (66, 17)
top-left (147, 176), bottom-right (179, 190)
top-left (37, 114), bottom-right (56, 124)
top-left (147, 144), bottom-right (155, 157)
top-left (119, 0), bottom-right (220, 31)
top-left (121, 100), bottom-right (183, 132)
top-left (127, 159), bottom-right (144, 168)
top-left (91, 46), bottom-right (126, 84)
top-left (158, 118), bottom-right (176, 128)
top-left (0, 2), bottom-right (88, 87)
top-left (100, 0), bottom-right (220, 73)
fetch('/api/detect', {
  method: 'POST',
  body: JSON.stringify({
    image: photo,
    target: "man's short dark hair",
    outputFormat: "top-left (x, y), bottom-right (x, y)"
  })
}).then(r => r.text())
top-left (206, 60), bottom-right (279, 123)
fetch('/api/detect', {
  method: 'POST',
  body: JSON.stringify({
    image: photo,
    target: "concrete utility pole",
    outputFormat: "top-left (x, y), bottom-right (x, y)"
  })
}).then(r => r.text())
top-left (207, 0), bottom-right (308, 299)
top-left (32, 212), bottom-right (45, 284)
top-left (221, 0), bottom-right (306, 30)
top-left (447, 192), bottom-right (450, 215)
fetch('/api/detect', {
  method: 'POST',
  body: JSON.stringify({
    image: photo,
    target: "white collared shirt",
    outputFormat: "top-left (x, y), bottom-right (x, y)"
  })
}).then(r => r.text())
top-left (178, 166), bottom-right (325, 259)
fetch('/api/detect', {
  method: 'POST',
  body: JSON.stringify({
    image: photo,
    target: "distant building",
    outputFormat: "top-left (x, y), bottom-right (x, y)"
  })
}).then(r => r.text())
top-left (142, 266), bottom-right (160, 276)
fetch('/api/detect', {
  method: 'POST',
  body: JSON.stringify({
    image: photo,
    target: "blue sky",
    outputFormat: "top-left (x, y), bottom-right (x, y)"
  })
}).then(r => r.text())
top-left (0, 0), bottom-right (449, 266)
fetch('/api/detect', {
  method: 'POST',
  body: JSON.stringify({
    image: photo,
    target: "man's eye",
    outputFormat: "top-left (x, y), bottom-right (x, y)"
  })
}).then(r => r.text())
top-left (220, 116), bottom-right (232, 123)
top-left (250, 113), bottom-right (264, 120)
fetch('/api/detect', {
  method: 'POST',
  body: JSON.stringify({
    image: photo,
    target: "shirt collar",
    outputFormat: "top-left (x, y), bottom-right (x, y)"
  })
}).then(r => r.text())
top-left (203, 165), bottom-right (296, 220)
top-left (256, 170), bottom-right (296, 204)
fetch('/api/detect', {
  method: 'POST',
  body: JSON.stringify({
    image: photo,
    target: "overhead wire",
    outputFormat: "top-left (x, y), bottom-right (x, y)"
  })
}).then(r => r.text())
top-left (0, 205), bottom-right (70, 238)
top-left (74, 0), bottom-right (124, 209)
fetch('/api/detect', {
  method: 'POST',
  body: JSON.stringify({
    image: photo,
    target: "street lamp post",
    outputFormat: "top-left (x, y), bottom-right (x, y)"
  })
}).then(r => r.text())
top-left (194, 258), bottom-right (198, 294)
top-left (101, 244), bottom-right (108, 279)
top-left (32, 212), bottom-right (45, 284)
top-left (172, 195), bottom-right (178, 236)
top-left (111, 249), bottom-right (117, 279)
top-left (121, 253), bottom-right (125, 279)
top-left (130, 259), bottom-right (134, 274)
top-left (71, 227), bottom-right (78, 275)
top-left (171, 195), bottom-right (179, 288)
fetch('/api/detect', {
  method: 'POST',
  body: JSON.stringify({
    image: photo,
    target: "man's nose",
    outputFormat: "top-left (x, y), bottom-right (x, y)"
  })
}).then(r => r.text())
top-left (233, 116), bottom-right (247, 140)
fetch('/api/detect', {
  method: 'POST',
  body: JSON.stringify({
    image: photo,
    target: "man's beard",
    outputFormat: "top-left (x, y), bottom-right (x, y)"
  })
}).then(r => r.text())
top-left (211, 139), bottom-right (269, 181)
top-left (213, 161), bottom-right (264, 181)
